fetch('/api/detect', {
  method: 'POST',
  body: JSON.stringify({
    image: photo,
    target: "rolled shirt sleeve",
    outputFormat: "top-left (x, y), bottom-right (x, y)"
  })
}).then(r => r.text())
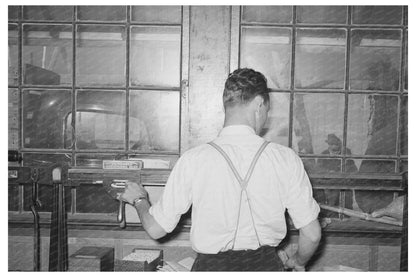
top-left (149, 154), bottom-right (193, 233)
top-left (284, 151), bottom-right (320, 229)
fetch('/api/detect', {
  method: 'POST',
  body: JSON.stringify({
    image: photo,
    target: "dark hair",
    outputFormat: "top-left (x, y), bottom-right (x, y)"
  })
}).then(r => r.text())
top-left (223, 68), bottom-right (270, 109)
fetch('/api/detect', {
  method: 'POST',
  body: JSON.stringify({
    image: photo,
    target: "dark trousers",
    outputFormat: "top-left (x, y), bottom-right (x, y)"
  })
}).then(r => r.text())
top-left (191, 245), bottom-right (284, 271)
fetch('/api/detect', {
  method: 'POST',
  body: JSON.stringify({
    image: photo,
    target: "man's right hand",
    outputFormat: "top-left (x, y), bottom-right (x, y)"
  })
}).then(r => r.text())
top-left (119, 181), bottom-right (148, 205)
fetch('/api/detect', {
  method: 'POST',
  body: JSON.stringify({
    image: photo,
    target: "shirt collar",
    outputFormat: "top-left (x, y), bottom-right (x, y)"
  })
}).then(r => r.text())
top-left (219, 125), bottom-right (256, 137)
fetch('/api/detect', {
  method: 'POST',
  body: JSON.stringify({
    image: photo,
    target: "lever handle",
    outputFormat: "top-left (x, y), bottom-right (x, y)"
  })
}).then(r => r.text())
top-left (117, 200), bottom-right (126, 229)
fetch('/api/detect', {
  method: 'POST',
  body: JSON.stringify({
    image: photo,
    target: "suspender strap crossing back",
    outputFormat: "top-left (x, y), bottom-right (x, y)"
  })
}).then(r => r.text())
top-left (208, 140), bottom-right (270, 249)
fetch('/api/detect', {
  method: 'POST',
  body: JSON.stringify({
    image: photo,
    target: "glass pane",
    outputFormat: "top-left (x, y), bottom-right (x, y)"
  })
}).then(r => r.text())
top-left (9, 24), bottom-right (18, 86)
top-left (262, 93), bottom-right (290, 146)
top-left (315, 158), bottom-right (342, 173)
top-left (24, 185), bottom-right (71, 212)
top-left (23, 6), bottom-right (73, 21)
top-left (404, 29), bottom-right (408, 90)
top-left (352, 6), bottom-right (403, 25)
top-left (242, 6), bottom-right (292, 23)
top-left (400, 96), bottom-right (407, 155)
top-left (76, 25), bottom-right (126, 86)
top-left (8, 184), bottom-right (20, 211)
top-left (9, 6), bottom-right (19, 20)
top-left (241, 27), bottom-right (292, 89)
top-left (22, 153), bottom-right (71, 167)
top-left (295, 28), bottom-right (346, 89)
top-left (22, 89), bottom-right (72, 149)
top-left (131, 6), bottom-right (181, 23)
top-left (130, 90), bottom-right (179, 152)
top-left (400, 160), bottom-right (407, 172)
top-left (350, 29), bottom-right (401, 91)
top-left (296, 6), bottom-right (347, 24)
top-left (77, 6), bottom-right (126, 21)
top-left (75, 154), bottom-right (119, 168)
top-left (76, 185), bottom-right (118, 213)
top-left (301, 158), bottom-right (317, 174)
top-left (22, 24), bottom-right (73, 86)
top-left (75, 90), bottom-right (126, 150)
top-left (293, 93), bottom-right (345, 155)
top-left (130, 26), bottom-right (180, 87)
top-left (347, 95), bottom-right (398, 156)
top-left (9, 89), bottom-right (19, 150)
top-left (348, 159), bottom-right (396, 173)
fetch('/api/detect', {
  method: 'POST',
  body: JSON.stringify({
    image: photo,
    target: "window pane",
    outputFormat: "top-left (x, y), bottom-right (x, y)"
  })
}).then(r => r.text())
top-left (350, 29), bottom-right (401, 91)
top-left (295, 28), bottom-right (346, 89)
top-left (9, 6), bottom-right (19, 20)
top-left (404, 29), bottom-right (408, 90)
top-left (293, 93), bottom-right (345, 155)
top-left (77, 6), bottom-right (126, 21)
top-left (241, 27), bottom-right (292, 89)
top-left (242, 6), bottom-right (292, 23)
top-left (76, 185), bottom-right (118, 213)
top-left (23, 6), bottom-right (73, 21)
top-left (22, 153), bottom-right (71, 167)
top-left (22, 24), bottom-right (72, 86)
top-left (347, 95), bottom-right (398, 156)
top-left (400, 160), bottom-right (407, 172)
top-left (349, 159), bottom-right (396, 174)
top-left (23, 89), bottom-right (72, 149)
top-left (315, 158), bottom-right (343, 173)
top-left (352, 6), bottom-right (403, 25)
top-left (9, 24), bottom-right (18, 86)
top-left (262, 93), bottom-right (290, 146)
top-left (400, 96), bottom-right (407, 155)
top-left (75, 154), bottom-right (119, 168)
top-left (296, 6), bottom-right (347, 24)
top-left (130, 26), bottom-right (180, 87)
top-left (9, 89), bottom-right (19, 150)
top-left (301, 158), bottom-right (317, 174)
top-left (130, 90), bottom-right (179, 152)
top-left (131, 6), bottom-right (181, 23)
top-left (24, 186), bottom-right (71, 212)
top-left (8, 184), bottom-right (20, 211)
top-left (75, 90), bottom-right (126, 150)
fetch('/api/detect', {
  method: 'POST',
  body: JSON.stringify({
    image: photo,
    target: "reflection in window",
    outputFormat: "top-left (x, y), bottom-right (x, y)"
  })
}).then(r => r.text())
top-left (242, 6), bottom-right (292, 23)
top-left (352, 6), bottom-right (403, 25)
top-left (130, 26), bottom-right (181, 87)
top-left (22, 153), bottom-right (72, 167)
top-left (8, 24), bottom-right (18, 86)
top-left (23, 6), bottom-right (73, 21)
top-left (23, 24), bottom-right (72, 86)
top-left (295, 28), bottom-right (346, 89)
top-left (76, 185), bottom-right (118, 213)
top-left (24, 186), bottom-right (71, 213)
top-left (23, 90), bottom-right (71, 149)
top-left (293, 93), bottom-right (344, 155)
top-left (347, 95), bottom-right (398, 156)
top-left (75, 90), bottom-right (126, 150)
top-left (296, 6), bottom-right (347, 24)
top-left (76, 25), bottom-right (126, 86)
top-left (350, 29), bottom-right (401, 91)
top-left (400, 96), bottom-right (407, 155)
top-left (129, 90), bottom-right (179, 152)
top-left (77, 6), bottom-right (126, 22)
top-left (347, 159), bottom-right (396, 174)
top-left (241, 27), bottom-right (292, 89)
top-left (262, 93), bottom-right (290, 146)
top-left (131, 6), bottom-right (181, 23)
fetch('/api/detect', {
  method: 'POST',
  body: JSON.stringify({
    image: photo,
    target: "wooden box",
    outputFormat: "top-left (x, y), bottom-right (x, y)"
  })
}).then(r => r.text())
top-left (68, 246), bottom-right (114, 271)
top-left (114, 248), bottom-right (163, 271)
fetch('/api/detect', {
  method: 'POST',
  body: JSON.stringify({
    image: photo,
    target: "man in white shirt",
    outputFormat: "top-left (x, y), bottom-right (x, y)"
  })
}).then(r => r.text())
top-left (120, 68), bottom-right (321, 271)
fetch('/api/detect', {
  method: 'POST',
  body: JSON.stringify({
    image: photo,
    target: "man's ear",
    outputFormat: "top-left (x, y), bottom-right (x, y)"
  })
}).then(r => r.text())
top-left (253, 95), bottom-right (264, 108)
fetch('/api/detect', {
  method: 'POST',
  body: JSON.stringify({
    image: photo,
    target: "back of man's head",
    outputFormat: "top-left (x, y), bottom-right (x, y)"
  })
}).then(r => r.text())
top-left (223, 68), bottom-right (269, 110)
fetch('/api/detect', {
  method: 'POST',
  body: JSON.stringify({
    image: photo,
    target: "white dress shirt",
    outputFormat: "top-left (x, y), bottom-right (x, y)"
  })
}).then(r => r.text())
top-left (149, 125), bottom-right (320, 254)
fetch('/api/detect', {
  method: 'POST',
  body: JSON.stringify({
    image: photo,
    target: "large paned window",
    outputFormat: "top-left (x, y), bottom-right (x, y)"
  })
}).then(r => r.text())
top-left (8, 6), bottom-right (183, 215)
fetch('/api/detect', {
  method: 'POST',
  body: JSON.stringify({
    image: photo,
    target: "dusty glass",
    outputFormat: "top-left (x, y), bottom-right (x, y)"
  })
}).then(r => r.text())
top-left (75, 184), bottom-right (118, 213)
top-left (295, 28), bottom-right (346, 89)
top-left (77, 6), bottom-right (126, 21)
top-left (400, 95), bottom-right (407, 156)
top-left (131, 6), bottom-right (181, 23)
top-left (242, 6), bottom-right (292, 23)
top-left (350, 29), bottom-right (401, 91)
top-left (352, 6), bottom-right (403, 25)
top-left (22, 24), bottom-right (73, 86)
top-left (76, 25), bottom-right (126, 86)
top-left (292, 93), bottom-right (345, 155)
top-left (9, 6), bottom-right (19, 20)
top-left (9, 89), bottom-right (19, 150)
top-left (74, 90), bottom-right (126, 150)
top-left (241, 27), bottom-right (292, 89)
top-left (129, 90), bottom-right (180, 152)
top-left (262, 93), bottom-right (290, 146)
top-left (130, 26), bottom-right (181, 87)
top-left (8, 24), bottom-right (18, 86)
top-left (347, 94), bottom-right (398, 156)
top-left (22, 89), bottom-right (71, 149)
top-left (296, 6), bottom-right (347, 24)
top-left (23, 6), bottom-right (73, 21)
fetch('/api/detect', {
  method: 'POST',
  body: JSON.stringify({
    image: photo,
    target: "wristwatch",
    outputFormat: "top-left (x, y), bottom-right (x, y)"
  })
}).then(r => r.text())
top-left (133, 196), bottom-right (147, 206)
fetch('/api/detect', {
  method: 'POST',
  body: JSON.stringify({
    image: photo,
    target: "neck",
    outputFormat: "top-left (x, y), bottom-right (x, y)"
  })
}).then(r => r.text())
top-left (223, 106), bottom-right (255, 130)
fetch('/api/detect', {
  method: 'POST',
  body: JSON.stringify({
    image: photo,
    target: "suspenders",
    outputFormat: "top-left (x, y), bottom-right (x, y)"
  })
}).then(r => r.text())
top-left (207, 140), bottom-right (270, 250)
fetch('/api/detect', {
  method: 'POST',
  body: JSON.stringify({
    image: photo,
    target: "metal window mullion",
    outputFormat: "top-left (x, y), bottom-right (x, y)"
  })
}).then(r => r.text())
top-left (71, 6), bottom-right (77, 166)
top-left (125, 6), bottom-right (131, 153)
top-left (288, 6), bottom-right (296, 149)
top-left (18, 6), bottom-right (23, 152)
